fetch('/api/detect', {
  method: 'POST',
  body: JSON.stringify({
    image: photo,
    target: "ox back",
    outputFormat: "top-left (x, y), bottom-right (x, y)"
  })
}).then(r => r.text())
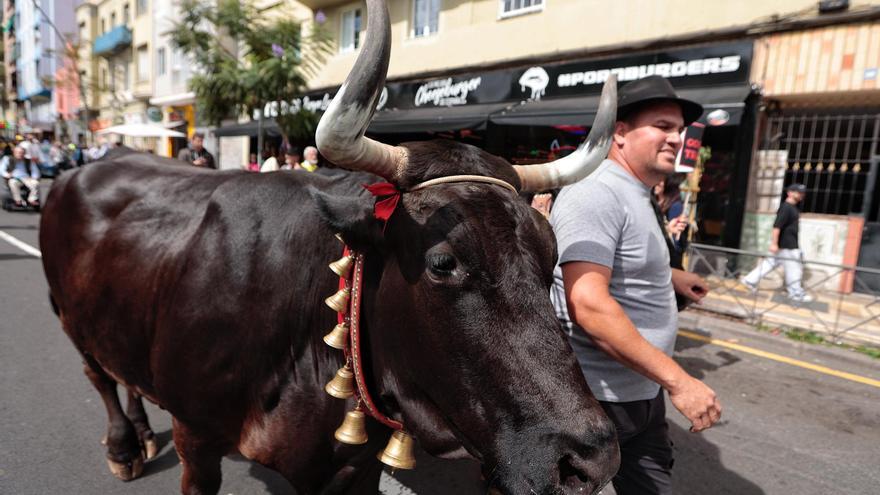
top-left (40, 150), bottom-right (384, 493)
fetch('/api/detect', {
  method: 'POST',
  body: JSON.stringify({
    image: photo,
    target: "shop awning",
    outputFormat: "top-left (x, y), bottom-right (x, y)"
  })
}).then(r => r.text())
top-left (489, 84), bottom-right (753, 127)
top-left (368, 102), bottom-right (514, 134)
top-left (213, 119), bottom-right (281, 137)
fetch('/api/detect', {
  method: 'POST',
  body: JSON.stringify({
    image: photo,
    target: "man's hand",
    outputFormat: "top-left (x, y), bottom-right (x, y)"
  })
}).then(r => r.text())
top-left (530, 193), bottom-right (553, 218)
top-left (769, 242), bottom-right (779, 254)
top-left (671, 269), bottom-right (709, 304)
top-left (668, 375), bottom-right (722, 432)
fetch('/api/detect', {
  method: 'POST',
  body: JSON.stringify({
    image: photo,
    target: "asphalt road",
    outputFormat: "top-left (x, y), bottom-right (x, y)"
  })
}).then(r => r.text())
top-left (1, 194), bottom-right (878, 495)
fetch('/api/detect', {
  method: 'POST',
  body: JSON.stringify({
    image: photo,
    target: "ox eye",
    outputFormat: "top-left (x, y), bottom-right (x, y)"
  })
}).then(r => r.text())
top-left (427, 253), bottom-right (457, 276)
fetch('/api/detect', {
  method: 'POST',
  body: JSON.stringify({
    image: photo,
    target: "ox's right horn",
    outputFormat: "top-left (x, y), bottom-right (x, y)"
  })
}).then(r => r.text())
top-left (316, 0), bottom-right (407, 181)
top-left (513, 76), bottom-right (618, 192)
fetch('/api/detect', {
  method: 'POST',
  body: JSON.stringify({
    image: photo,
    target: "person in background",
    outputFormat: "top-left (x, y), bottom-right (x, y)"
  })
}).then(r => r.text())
top-left (178, 132), bottom-right (216, 169)
top-left (246, 153), bottom-right (260, 172)
top-left (300, 146), bottom-right (320, 172)
top-left (653, 173), bottom-right (688, 268)
top-left (281, 147), bottom-right (301, 171)
top-left (2, 145), bottom-right (41, 206)
top-left (550, 75), bottom-right (720, 495)
top-left (740, 183), bottom-right (813, 303)
top-left (259, 148), bottom-right (280, 173)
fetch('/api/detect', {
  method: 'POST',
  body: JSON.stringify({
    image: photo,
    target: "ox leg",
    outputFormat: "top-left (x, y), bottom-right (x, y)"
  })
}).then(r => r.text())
top-left (172, 418), bottom-right (224, 495)
top-left (125, 391), bottom-right (159, 460)
top-left (82, 356), bottom-right (145, 481)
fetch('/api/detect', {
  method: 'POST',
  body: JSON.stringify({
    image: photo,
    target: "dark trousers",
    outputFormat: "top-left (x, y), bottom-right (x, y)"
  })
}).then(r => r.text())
top-left (600, 390), bottom-right (673, 495)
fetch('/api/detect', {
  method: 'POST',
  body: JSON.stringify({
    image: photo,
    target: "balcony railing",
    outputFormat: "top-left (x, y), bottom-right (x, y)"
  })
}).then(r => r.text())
top-left (93, 25), bottom-right (132, 57)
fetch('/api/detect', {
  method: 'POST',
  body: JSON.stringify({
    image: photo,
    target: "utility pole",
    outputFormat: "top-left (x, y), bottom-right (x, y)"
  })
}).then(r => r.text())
top-left (31, 0), bottom-right (91, 143)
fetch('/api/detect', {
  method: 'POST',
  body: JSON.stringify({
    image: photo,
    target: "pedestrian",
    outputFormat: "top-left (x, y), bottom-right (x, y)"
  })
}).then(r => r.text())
top-left (300, 146), bottom-right (320, 172)
top-left (740, 183), bottom-right (812, 303)
top-left (653, 173), bottom-right (688, 268)
top-left (549, 75), bottom-right (721, 495)
top-left (178, 132), bottom-right (216, 169)
top-left (1, 145), bottom-right (41, 206)
top-left (246, 153), bottom-right (260, 172)
top-left (281, 146), bottom-right (301, 171)
top-left (259, 148), bottom-right (280, 173)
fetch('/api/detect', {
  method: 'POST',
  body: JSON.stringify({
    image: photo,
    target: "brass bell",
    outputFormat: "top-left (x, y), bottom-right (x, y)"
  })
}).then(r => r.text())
top-left (325, 287), bottom-right (351, 313)
top-left (378, 430), bottom-right (416, 470)
top-left (323, 322), bottom-right (350, 350)
top-left (325, 364), bottom-right (355, 399)
top-left (329, 254), bottom-right (355, 278)
top-left (334, 408), bottom-right (368, 445)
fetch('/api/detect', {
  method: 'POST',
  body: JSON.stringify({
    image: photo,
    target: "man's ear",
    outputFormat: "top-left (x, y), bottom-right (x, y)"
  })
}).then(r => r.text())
top-left (613, 121), bottom-right (628, 146)
top-left (309, 187), bottom-right (385, 251)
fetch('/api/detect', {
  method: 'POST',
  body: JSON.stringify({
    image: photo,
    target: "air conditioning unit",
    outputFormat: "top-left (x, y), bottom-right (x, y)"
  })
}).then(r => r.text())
top-left (819, 0), bottom-right (849, 13)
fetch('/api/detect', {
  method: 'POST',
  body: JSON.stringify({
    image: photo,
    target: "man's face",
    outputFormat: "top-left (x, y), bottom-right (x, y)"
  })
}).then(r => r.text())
top-left (285, 154), bottom-right (300, 166)
top-left (191, 136), bottom-right (204, 150)
top-left (305, 148), bottom-right (318, 162)
top-left (13, 147), bottom-right (24, 159)
top-left (615, 101), bottom-right (685, 178)
top-left (788, 190), bottom-right (805, 203)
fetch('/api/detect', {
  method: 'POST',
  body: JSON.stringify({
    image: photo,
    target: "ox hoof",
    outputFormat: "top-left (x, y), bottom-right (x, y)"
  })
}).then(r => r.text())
top-left (143, 437), bottom-right (159, 460)
top-left (107, 455), bottom-right (144, 481)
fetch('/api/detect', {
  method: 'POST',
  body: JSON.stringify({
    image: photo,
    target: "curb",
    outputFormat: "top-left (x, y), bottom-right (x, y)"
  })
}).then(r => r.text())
top-left (678, 309), bottom-right (880, 373)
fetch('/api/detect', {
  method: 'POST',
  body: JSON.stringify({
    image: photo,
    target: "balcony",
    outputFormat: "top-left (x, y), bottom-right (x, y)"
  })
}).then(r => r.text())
top-left (93, 25), bottom-right (132, 57)
top-left (294, 0), bottom-right (349, 10)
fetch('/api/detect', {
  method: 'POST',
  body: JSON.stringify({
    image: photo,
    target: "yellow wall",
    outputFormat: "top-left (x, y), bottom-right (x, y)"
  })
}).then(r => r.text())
top-left (306, 0), bottom-right (880, 88)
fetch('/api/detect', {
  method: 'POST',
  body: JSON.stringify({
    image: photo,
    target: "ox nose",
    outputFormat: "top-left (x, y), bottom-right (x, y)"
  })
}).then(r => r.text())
top-left (556, 423), bottom-right (620, 495)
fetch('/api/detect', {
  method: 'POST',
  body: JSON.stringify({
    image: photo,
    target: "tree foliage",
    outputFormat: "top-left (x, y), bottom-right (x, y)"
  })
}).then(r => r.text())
top-left (170, 0), bottom-right (332, 142)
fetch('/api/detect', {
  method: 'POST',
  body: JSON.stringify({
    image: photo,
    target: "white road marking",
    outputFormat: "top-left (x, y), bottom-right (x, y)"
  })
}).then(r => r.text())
top-left (0, 230), bottom-right (41, 258)
top-left (380, 472), bottom-right (418, 495)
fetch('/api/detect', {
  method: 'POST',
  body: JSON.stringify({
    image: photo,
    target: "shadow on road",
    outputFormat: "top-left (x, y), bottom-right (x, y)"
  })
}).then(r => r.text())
top-left (0, 224), bottom-right (38, 230)
top-left (670, 422), bottom-right (764, 495)
top-left (142, 429), bottom-right (179, 478)
top-left (0, 253), bottom-right (38, 261)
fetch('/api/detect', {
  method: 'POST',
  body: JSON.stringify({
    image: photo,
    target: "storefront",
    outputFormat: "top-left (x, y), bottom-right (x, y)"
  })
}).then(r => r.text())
top-left (746, 21), bottom-right (880, 292)
top-left (215, 42), bottom-right (757, 246)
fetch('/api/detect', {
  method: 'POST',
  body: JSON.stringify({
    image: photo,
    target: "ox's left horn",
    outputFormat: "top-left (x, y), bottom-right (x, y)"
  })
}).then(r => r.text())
top-left (315, 0), bottom-right (407, 181)
top-left (513, 75), bottom-right (617, 192)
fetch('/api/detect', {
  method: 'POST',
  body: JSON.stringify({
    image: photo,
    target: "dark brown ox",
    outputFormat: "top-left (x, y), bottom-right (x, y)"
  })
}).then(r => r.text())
top-left (39, 1), bottom-right (620, 493)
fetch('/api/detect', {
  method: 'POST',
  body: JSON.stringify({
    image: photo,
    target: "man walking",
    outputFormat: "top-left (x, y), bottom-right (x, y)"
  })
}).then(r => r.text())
top-left (178, 132), bottom-right (216, 169)
top-left (550, 75), bottom-right (721, 495)
top-left (741, 183), bottom-right (812, 303)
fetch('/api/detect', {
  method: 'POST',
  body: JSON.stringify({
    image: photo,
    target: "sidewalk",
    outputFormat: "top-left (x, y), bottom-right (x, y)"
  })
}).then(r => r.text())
top-left (694, 276), bottom-right (880, 347)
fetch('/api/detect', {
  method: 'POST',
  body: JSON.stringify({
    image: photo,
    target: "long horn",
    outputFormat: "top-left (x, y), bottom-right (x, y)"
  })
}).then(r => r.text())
top-left (315, 0), bottom-right (407, 181)
top-left (513, 76), bottom-right (617, 192)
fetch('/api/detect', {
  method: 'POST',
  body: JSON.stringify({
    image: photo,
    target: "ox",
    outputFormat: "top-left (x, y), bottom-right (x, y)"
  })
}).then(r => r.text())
top-left (39, 1), bottom-right (620, 493)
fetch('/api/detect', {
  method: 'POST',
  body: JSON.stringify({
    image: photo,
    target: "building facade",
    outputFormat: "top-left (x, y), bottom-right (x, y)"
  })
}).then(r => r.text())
top-left (231, 0), bottom-right (880, 290)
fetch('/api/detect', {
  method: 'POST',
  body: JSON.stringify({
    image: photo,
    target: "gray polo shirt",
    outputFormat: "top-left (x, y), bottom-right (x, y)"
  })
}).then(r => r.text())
top-left (549, 160), bottom-right (677, 402)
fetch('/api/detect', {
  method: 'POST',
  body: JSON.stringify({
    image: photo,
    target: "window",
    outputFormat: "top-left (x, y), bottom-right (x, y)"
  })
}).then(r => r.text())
top-left (500, 0), bottom-right (543, 17)
top-left (339, 9), bottom-right (361, 53)
top-left (123, 4), bottom-right (130, 25)
top-left (157, 47), bottom-right (166, 76)
top-left (412, 0), bottom-right (440, 38)
top-left (124, 62), bottom-right (130, 90)
top-left (137, 45), bottom-right (148, 81)
top-left (136, 0), bottom-right (147, 16)
top-left (101, 18), bottom-right (106, 34)
top-left (110, 12), bottom-right (116, 27)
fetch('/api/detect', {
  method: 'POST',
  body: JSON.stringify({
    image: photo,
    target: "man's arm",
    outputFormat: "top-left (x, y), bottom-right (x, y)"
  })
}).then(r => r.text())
top-left (769, 227), bottom-right (781, 253)
top-left (562, 261), bottom-right (722, 432)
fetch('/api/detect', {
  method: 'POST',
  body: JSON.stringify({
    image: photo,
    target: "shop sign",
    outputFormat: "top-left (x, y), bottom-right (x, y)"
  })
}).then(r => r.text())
top-left (262, 41), bottom-right (752, 115)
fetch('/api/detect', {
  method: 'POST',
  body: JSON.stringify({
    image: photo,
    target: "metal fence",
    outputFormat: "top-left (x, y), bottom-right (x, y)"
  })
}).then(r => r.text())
top-left (686, 242), bottom-right (880, 345)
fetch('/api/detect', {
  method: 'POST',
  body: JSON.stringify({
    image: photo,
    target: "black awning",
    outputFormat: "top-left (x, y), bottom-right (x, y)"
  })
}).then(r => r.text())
top-left (368, 103), bottom-right (514, 134)
top-left (489, 84), bottom-right (753, 127)
top-left (212, 119), bottom-right (281, 137)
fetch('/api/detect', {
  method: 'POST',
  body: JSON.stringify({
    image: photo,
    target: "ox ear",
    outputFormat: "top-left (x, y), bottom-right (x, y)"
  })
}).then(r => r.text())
top-left (310, 188), bottom-right (385, 250)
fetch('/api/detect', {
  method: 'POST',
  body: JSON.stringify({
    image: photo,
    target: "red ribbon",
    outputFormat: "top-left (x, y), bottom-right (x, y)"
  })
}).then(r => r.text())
top-left (363, 182), bottom-right (401, 229)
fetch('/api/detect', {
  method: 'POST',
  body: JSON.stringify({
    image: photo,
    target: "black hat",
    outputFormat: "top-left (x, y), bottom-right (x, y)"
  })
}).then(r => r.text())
top-left (617, 75), bottom-right (704, 126)
top-left (787, 183), bottom-right (806, 193)
top-left (284, 146), bottom-right (301, 156)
